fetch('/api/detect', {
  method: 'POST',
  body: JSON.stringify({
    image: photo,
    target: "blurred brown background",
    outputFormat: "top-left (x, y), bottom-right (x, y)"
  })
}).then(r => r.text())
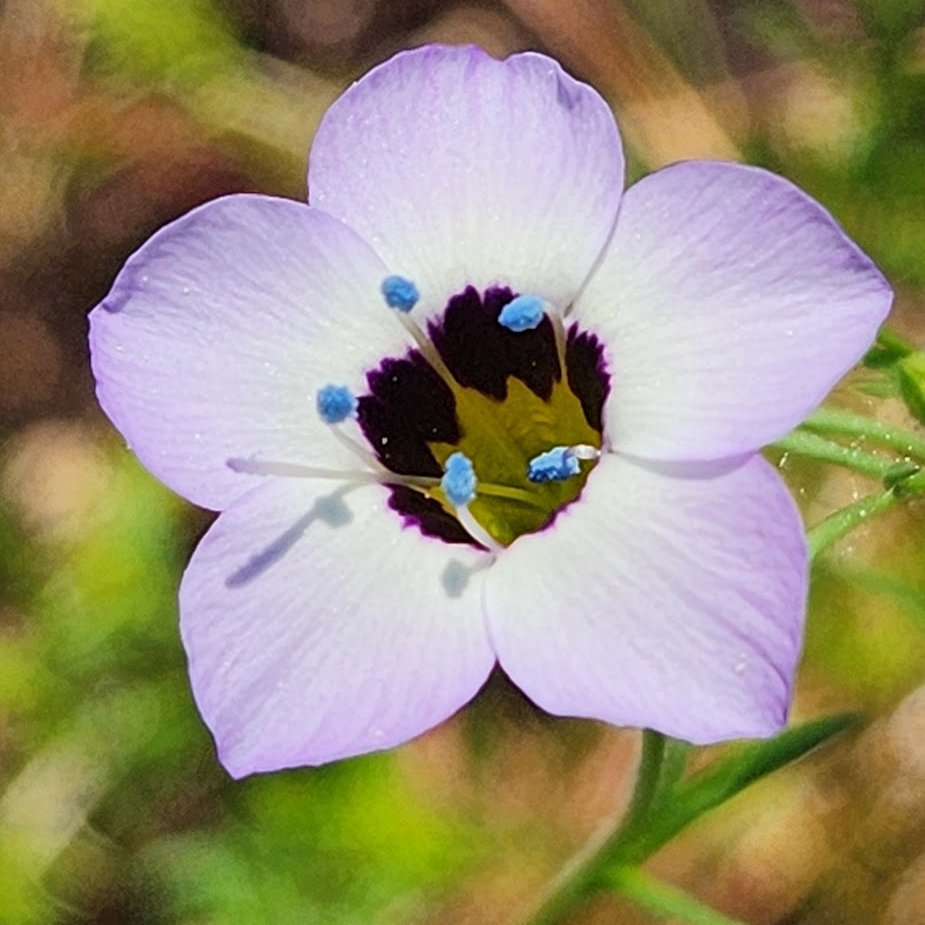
top-left (1, 1), bottom-right (925, 923)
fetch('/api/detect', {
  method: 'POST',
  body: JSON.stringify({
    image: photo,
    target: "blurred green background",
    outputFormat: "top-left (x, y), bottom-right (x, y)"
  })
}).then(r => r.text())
top-left (1, 1), bottom-right (925, 922)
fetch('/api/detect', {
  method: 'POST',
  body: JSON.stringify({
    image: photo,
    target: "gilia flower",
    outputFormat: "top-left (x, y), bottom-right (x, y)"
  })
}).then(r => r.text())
top-left (89, 45), bottom-right (892, 777)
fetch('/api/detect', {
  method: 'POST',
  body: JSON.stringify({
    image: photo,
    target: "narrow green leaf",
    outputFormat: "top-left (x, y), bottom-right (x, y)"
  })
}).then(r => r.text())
top-left (864, 344), bottom-right (906, 369)
top-left (801, 407), bottom-right (925, 463)
top-left (808, 489), bottom-right (900, 559)
top-left (519, 719), bottom-right (855, 925)
top-left (864, 327), bottom-right (915, 369)
top-left (614, 714), bottom-right (857, 864)
top-left (771, 429), bottom-right (895, 479)
top-left (607, 866), bottom-right (749, 925)
top-left (898, 352), bottom-right (925, 424)
top-left (883, 460), bottom-right (923, 488)
top-left (651, 737), bottom-right (693, 806)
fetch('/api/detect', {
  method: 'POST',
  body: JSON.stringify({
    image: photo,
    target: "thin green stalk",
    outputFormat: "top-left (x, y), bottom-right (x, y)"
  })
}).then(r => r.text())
top-left (807, 489), bottom-right (900, 559)
top-left (615, 716), bottom-right (856, 865)
top-left (771, 429), bottom-right (896, 479)
top-left (651, 737), bottom-right (691, 807)
top-left (516, 716), bottom-right (854, 925)
top-left (876, 327), bottom-right (915, 357)
top-left (809, 468), bottom-right (925, 558)
top-left (606, 866), bottom-right (748, 925)
top-left (518, 731), bottom-right (666, 925)
top-left (613, 729), bottom-right (668, 846)
top-left (802, 407), bottom-right (925, 463)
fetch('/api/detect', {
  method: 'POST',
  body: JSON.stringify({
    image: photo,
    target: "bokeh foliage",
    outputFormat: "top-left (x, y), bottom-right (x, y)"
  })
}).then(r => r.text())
top-left (1, 1), bottom-right (924, 923)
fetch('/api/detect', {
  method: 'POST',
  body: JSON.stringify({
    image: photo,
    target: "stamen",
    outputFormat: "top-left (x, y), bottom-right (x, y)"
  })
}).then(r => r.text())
top-left (440, 452), bottom-right (501, 553)
top-left (393, 311), bottom-right (460, 392)
top-left (328, 425), bottom-right (386, 472)
top-left (527, 446), bottom-right (578, 483)
top-left (527, 444), bottom-right (600, 483)
top-left (441, 452), bottom-right (477, 506)
top-left (477, 482), bottom-right (547, 507)
top-left (315, 383), bottom-right (389, 470)
top-left (316, 384), bottom-right (357, 424)
top-left (498, 294), bottom-right (545, 332)
top-left (551, 312), bottom-right (567, 370)
top-left (226, 456), bottom-right (438, 490)
top-left (456, 504), bottom-right (503, 555)
top-left (381, 275), bottom-right (420, 313)
top-left (228, 457), bottom-right (378, 481)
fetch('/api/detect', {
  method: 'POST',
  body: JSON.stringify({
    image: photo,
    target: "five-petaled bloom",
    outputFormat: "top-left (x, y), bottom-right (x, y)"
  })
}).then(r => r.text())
top-left (89, 45), bottom-right (892, 777)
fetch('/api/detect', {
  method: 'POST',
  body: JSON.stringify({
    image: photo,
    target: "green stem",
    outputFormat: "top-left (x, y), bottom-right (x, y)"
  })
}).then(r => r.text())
top-left (876, 327), bottom-right (915, 358)
top-left (807, 488), bottom-right (899, 559)
top-left (606, 867), bottom-right (749, 925)
top-left (771, 430), bottom-right (896, 479)
top-left (518, 731), bottom-right (666, 925)
top-left (617, 729), bottom-right (668, 844)
top-left (516, 714), bottom-right (854, 925)
top-left (651, 737), bottom-right (691, 807)
top-left (808, 466), bottom-right (925, 559)
top-left (802, 407), bottom-right (925, 462)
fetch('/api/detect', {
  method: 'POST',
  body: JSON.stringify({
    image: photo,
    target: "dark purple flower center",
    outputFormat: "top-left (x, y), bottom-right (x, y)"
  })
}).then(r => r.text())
top-left (356, 286), bottom-right (609, 547)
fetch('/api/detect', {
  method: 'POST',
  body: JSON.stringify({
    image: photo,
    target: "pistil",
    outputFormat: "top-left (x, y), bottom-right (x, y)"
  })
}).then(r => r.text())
top-left (323, 283), bottom-right (609, 547)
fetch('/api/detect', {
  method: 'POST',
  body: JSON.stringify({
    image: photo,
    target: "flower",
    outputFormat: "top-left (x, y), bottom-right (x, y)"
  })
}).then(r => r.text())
top-left (88, 44), bottom-right (892, 777)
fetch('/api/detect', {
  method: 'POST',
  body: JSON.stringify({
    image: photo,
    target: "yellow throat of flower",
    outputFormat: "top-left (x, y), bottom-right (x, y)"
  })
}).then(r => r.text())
top-left (427, 373), bottom-right (602, 546)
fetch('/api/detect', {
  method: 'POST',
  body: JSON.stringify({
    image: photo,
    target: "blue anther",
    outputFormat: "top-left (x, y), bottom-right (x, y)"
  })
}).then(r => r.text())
top-left (441, 452), bottom-right (477, 507)
top-left (498, 294), bottom-right (545, 332)
top-left (527, 446), bottom-right (580, 483)
top-left (381, 275), bottom-right (420, 312)
top-left (316, 384), bottom-right (357, 424)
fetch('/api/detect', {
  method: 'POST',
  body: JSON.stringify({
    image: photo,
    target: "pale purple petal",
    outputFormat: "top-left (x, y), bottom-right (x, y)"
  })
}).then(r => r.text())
top-left (309, 45), bottom-right (623, 321)
top-left (180, 477), bottom-right (495, 776)
top-left (89, 195), bottom-right (409, 511)
top-left (575, 161), bottom-right (893, 461)
top-left (485, 453), bottom-right (807, 744)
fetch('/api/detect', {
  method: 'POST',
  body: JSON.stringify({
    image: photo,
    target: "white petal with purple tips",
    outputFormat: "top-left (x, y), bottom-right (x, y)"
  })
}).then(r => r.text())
top-left (180, 477), bottom-right (495, 776)
top-left (309, 44), bottom-right (624, 322)
top-left (89, 195), bottom-right (409, 510)
top-left (575, 161), bottom-right (892, 461)
top-left (485, 453), bottom-right (808, 744)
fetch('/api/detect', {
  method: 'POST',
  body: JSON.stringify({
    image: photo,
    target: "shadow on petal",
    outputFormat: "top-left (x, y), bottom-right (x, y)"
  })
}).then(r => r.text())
top-left (226, 487), bottom-right (353, 588)
top-left (441, 557), bottom-right (489, 599)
